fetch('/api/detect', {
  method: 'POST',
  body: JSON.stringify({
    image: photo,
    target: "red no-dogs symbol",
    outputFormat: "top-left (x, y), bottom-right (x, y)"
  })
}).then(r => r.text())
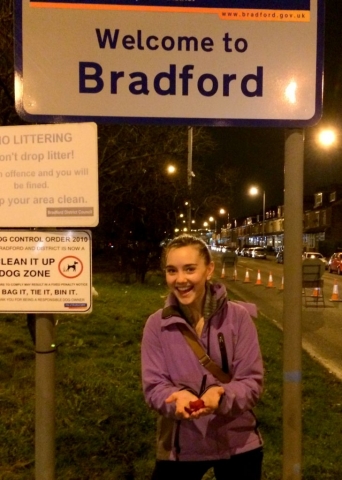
top-left (58, 256), bottom-right (84, 279)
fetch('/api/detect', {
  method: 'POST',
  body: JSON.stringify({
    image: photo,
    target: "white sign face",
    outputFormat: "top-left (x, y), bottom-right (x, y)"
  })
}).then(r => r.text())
top-left (15, 0), bottom-right (324, 126)
top-left (0, 123), bottom-right (98, 227)
top-left (0, 230), bottom-right (92, 313)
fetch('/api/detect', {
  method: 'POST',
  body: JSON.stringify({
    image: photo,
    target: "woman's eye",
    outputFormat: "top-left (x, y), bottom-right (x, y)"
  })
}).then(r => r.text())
top-left (186, 267), bottom-right (195, 273)
top-left (166, 268), bottom-right (176, 274)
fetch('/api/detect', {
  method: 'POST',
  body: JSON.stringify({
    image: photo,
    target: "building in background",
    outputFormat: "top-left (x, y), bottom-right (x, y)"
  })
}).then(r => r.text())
top-left (219, 185), bottom-right (342, 257)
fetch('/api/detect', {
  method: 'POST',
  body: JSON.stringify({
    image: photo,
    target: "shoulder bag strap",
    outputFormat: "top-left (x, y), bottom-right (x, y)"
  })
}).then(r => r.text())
top-left (177, 323), bottom-right (231, 384)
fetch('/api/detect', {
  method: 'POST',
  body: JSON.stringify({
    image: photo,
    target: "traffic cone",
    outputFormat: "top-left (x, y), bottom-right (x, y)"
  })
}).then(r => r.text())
top-left (266, 272), bottom-right (275, 288)
top-left (329, 281), bottom-right (342, 302)
top-left (279, 276), bottom-right (284, 291)
top-left (233, 267), bottom-right (238, 281)
top-left (255, 270), bottom-right (262, 286)
top-left (221, 265), bottom-right (225, 278)
top-left (243, 269), bottom-right (251, 283)
top-left (311, 287), bottom-right (321, 297)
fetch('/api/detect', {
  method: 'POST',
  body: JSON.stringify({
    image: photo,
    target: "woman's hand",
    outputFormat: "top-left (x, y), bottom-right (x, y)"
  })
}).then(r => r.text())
top-left (165, 386), bottom-right (225, 419)
top-left (165, 390), bottom-right (199, 419)
top-left (190, 386), bottom-right (225, 419)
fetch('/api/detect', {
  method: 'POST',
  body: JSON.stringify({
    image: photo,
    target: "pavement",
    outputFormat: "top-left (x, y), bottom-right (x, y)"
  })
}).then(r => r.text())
top-left (214, 253), bottom-right (342, 381)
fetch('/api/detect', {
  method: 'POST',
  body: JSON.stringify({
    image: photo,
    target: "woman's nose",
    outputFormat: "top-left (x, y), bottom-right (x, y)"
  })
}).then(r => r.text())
top-left (175, 271), bottom-right (187, 283)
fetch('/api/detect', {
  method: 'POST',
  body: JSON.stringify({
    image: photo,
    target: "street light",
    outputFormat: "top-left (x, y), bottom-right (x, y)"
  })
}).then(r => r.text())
top-left (166, 164), bottom-right (176, 174)
top-left (207, 209), bottom-right (228, 243)
top-left (218, 208), bottom-right (230, 229)
top-left (208, 216), bottom-right (217, 232)
top-left (315, 127), bottom-right (338, 187)
top-left (249, 186), bottom-right (266, 247)
top-left (317, 128), bottom-right (337, 148)
top-left (167, 126), bottom-right (195, 233)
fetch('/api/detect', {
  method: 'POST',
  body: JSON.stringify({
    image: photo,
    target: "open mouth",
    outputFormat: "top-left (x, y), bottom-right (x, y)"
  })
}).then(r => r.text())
top-left (176, 285), bottom-right (193, 295)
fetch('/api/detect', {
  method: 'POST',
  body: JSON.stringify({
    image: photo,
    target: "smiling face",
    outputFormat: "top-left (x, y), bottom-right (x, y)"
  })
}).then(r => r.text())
top-left (165, 245), bottom-right (214, 314)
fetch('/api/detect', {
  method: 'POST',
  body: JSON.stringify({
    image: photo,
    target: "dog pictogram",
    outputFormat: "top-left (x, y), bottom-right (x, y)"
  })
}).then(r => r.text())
top-left (59, 256), bottom-right (83, 279)
top-left (64, 261), bottom-right (78, 272)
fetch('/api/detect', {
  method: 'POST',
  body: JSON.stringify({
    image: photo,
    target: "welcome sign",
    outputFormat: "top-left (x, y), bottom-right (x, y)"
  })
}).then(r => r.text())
top-left (15, 0), bottom-right (323, 126)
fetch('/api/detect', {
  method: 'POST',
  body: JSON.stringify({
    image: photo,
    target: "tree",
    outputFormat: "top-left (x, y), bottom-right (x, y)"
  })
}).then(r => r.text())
top-left (96, 124), bottom-right (218, 281)
top-left (96, 123), bottom-right (239, 282)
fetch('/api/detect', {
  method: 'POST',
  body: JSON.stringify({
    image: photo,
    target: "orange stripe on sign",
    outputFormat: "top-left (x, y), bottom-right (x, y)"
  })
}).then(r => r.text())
top-left (29, 3), bottom-right (220, 13)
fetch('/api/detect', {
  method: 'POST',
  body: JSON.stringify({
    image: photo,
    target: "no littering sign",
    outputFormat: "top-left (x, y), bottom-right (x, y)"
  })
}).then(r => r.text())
top-left (0, 230), bottom-right (92, 313)
top-left (0, 122), bottom-right (98, 227)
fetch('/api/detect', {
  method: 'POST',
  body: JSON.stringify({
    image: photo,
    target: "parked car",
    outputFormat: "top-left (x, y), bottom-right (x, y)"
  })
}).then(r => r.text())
top-left (251, 247), bottom-right (267, 259)
top-left (328, 252), bottom-right (342, 274)
top-left (302, 252), bottom-right (328, 269)
top-left (240, 247), bottom-right (249, 257)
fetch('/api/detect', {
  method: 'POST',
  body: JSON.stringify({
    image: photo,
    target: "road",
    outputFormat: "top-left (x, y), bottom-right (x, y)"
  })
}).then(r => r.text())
top-left (214, 252), bottom-right (342, 380)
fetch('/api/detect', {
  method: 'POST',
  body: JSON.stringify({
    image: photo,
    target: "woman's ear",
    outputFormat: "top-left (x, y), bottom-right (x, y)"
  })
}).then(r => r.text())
top-left (207, 261), bottom-right (215, 280)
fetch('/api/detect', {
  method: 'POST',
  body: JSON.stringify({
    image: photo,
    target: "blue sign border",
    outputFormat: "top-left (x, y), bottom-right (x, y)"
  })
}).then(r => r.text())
top-left (14, 0), bottom-right (324, 128)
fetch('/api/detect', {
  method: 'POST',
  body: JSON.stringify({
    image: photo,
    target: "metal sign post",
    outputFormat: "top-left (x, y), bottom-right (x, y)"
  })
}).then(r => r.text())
top-left (35, 314), bottom-right (56, 480)
top-left (283, 129), bottom-right (304, 479)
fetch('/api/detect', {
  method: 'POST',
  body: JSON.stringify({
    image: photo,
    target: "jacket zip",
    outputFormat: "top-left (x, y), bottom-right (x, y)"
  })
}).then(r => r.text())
top-left (218, 332), bottom-right (229, 374)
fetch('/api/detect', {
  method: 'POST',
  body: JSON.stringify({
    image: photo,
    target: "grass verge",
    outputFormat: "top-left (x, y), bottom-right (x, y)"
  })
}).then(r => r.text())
top-left (0, 270), bottom-right (342, 479)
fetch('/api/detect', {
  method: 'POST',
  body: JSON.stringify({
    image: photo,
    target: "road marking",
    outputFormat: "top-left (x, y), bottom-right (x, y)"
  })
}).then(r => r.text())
top-left (264, 312), bottom-right (342, 381)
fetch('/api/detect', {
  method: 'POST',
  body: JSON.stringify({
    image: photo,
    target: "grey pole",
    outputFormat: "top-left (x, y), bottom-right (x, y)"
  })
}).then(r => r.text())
top-left (282, 129), bottom-right (304, 480)
top-left (35, 314), bottom-right (56, 480)
top-left (187, 126), bottom-right (193, 232)
top-left (262, 190), bottom-right (265, 246)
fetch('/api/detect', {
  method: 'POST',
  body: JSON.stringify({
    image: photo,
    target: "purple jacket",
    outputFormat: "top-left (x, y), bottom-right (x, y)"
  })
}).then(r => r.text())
top-left (141, 283), bottom-right (263, 461)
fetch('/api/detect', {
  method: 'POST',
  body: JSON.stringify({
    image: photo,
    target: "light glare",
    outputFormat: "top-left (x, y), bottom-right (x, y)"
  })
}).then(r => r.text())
top-left (285, 81), bottom-right (297, 104)
top-left (249, 186), bottom-right (259, 196)
top-left (318, 129), bottom-right (336, 147)
top-left (167, 165), bottom-right (176, 174)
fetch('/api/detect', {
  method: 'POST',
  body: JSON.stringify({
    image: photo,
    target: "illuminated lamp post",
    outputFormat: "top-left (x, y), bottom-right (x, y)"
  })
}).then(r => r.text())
top-left (208, 216), bottom-right (217, 233)
top-left (249, 186), bottom-right (266, 247)
top-left (166, 164), bottom-right (176, 175)
top-left (317, 128), bottom-right (337, 148)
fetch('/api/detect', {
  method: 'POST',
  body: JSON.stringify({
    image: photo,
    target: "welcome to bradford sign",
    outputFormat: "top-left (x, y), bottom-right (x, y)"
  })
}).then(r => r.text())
top-left (15, 0), bottom-right (323, 126)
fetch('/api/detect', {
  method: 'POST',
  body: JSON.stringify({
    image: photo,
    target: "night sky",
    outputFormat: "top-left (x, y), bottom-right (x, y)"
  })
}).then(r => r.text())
top-left (204, 0), bottom-right (342, 220)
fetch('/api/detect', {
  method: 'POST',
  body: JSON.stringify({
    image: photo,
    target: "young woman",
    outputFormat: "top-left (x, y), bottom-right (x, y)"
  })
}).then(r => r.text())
top-left (141, 234), bottom-right (263, 480)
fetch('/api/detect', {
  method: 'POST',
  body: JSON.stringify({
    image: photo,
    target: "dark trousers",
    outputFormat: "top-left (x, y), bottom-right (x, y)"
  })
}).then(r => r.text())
top-left (151, 447), bottom-right (263, 480)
